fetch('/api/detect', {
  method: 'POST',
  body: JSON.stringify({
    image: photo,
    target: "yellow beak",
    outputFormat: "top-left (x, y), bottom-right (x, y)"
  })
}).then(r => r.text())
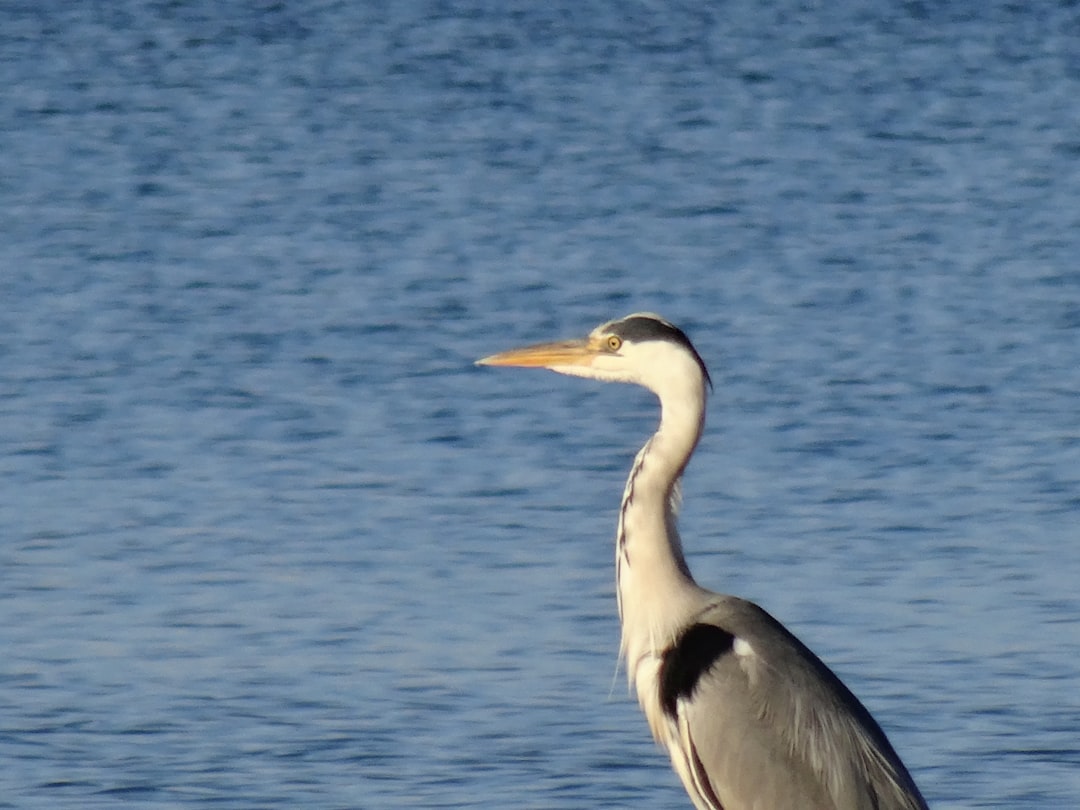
top-left (476, 338), bottom-right (599, 369)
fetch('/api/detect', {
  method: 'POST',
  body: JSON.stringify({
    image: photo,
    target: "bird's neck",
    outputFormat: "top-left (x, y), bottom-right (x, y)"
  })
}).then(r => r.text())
top-left (616, 387), bottom-right (708, 676)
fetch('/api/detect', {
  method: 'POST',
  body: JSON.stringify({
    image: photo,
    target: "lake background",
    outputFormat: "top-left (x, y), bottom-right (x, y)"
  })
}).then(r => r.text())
top-left (2, 2), bottom-right (1079, 807)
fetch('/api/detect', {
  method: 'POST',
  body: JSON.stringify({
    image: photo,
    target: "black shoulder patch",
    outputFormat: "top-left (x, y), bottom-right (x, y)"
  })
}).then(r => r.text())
top-left (659, 624), bottom-right (735, 718)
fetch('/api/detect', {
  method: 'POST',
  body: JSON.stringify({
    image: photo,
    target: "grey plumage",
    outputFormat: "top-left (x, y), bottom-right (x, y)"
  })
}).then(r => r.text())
top-left (660, 598), bottom-right (927, 810)
top-left (479, 313), bottom-right (929, 810)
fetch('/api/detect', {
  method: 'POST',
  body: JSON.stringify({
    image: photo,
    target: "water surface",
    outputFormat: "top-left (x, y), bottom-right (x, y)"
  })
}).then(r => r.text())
top-left (2, 2), bottom-right (1079, 807)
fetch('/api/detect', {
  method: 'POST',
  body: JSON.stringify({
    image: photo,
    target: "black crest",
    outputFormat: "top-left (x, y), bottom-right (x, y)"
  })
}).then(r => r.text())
top-left (609, 314), bottom-right (712, 388)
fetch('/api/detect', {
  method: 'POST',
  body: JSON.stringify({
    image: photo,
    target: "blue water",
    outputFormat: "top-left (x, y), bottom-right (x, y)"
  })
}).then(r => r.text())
top-left (2, 2), bottom-right (1079, 807)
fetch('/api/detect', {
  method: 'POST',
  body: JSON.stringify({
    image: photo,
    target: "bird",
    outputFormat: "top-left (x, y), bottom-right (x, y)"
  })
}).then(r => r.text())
top-left (477, 313), bottom-right (929, 810)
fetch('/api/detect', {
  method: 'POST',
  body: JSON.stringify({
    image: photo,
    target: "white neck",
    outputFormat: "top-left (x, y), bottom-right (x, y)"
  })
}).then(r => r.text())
top-left (615, 377), bottom-right (709, 684)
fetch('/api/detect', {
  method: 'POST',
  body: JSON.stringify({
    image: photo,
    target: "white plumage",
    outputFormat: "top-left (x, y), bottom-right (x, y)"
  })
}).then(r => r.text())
top-left (479, 313), bottom-right (928, 810)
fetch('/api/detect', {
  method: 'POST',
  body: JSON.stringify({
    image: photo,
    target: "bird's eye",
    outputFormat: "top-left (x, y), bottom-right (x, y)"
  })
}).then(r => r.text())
top-left (606, 335), bottom-right (622, 352)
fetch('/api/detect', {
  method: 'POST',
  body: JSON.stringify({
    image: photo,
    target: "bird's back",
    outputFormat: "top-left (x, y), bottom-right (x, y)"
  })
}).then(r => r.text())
top-left (656, 596), bottom-right (929, 810)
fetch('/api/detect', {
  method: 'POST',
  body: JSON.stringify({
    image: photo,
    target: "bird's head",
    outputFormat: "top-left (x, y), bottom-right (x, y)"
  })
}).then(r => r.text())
top-left (477, 313), bottom-right (711, 399)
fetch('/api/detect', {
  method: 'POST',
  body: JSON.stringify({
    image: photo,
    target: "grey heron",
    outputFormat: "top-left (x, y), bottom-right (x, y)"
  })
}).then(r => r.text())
top-left (478, 313), bottom-right (929, 810)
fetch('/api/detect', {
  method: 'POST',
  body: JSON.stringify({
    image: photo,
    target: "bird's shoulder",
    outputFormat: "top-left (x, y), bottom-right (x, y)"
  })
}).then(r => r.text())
top-left (659, 595), bottom-right (928, 810)
top-left (678, 595), bottom-right (889, 740)
top-left (693, 596), bottom-right (836, 679)
top-left (660, 595), bottom-right (843, 712)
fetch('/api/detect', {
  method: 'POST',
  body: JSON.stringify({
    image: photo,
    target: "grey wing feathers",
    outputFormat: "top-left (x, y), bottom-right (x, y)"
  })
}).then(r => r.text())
top-left (673, 598), bottom-right (929, 810)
